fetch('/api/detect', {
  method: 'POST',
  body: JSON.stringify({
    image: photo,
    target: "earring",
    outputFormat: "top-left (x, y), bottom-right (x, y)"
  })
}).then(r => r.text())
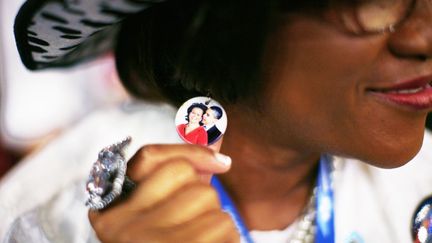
top-left (175, 96), bottom-right (227, 146)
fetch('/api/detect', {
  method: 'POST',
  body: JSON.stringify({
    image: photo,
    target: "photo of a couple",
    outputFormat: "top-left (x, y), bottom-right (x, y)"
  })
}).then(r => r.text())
top-left (175, 97), bottom-right (226, 146)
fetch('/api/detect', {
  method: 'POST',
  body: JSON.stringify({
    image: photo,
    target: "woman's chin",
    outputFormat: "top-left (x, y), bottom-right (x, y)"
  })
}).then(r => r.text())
top-left (368, 153), bottom-right (418, 169)
top-left (356, 138), bottom-right (423, 169)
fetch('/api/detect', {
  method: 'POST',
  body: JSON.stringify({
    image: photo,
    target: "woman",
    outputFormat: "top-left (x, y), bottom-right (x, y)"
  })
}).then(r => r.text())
top-left (2, 0), bottom-right (432, 242)
top-left (176, 103), bottom-right (208, 145)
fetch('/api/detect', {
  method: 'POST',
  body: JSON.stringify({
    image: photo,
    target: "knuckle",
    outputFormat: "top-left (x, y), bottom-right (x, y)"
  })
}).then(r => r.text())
top-left (217, 213), bottom-right (239, 242)
top-left (91, 219), bottom-right (111, 241)
top-left (137, 144), bottom-right (161, 160)
top-left (147, 159), bottom-right (198, 185)
top-left (199, 186), bottom-right (219, 204)
top-left (185, 183), bottom-right (219, 206)
top-left (90, 217), bottom-right (104, 232)
top-left (219, 212), bottom-right (236, 228)
top-left (161, 159), bottom-right (195, 176)
top-left (129, 145), bottom-right (163, 179)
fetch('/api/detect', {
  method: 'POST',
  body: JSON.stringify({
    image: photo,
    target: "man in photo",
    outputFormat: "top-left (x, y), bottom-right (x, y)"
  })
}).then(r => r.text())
top-left (202, 106), bottom-right (223, 145)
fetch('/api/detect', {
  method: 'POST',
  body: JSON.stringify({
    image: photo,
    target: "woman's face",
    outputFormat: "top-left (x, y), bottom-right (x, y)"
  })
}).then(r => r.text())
top-left (189, 107), bottom-right (204, 125)
top-left (259, 1), bottom-right (432, 168)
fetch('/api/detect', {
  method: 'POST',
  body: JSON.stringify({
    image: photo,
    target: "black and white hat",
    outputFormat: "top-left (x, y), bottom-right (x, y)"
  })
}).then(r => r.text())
top-left (14, 0), bottom-right (166, 70)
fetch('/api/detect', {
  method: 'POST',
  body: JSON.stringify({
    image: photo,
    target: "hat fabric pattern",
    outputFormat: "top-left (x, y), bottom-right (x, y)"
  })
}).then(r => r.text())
top-left (14, 0), bottom-right (164, 70)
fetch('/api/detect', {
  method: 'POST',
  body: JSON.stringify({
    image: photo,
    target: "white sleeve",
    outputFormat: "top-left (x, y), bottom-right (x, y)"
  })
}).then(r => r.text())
top-left (0, 101), bottom-right (180, 241)
top-left (5, 211), bottom-right (56, 243)
top-left (3, 181), bottom-right (100, 243)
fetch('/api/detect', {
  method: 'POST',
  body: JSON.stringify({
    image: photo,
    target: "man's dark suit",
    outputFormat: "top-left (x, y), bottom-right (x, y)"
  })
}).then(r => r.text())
top-left (427, 113), bottom-right (432, 130)
top-left (206, 125), bottom-right (222, 145)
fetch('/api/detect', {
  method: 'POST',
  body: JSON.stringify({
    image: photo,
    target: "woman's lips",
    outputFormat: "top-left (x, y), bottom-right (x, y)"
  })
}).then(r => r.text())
top-left (367, 79), bottom-right (432, 111)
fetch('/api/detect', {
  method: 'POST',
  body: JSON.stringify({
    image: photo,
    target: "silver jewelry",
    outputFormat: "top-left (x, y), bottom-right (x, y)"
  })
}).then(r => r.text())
top-left (289, 187), bottom-right (317, 243)
top-left (85, 136), bottom-right (135, 210)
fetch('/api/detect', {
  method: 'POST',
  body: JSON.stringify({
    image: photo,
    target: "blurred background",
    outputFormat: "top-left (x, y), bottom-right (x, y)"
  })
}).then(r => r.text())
top-left (0, 0), bottom-right (129, 178)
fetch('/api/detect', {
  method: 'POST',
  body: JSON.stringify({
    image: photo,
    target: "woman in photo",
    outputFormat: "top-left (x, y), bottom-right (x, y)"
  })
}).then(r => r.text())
top-left (177, 103), bottom-right (208, 145)
top-left (2, 0), bottom-right (432, 242)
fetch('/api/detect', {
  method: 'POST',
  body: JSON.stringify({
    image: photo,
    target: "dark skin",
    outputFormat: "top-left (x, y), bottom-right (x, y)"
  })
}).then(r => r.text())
top-left (219, 107), bottom-right (320, 230)
top-left (218, 1), bottom-right (432, 230)
top-left (258, 5), bottom-right (432, 169)
top-left (90, 2), bottom-right (432, 241)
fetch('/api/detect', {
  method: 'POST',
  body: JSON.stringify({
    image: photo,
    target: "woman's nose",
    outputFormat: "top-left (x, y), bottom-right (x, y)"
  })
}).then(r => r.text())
top-left (388, 1), bottom-right (432, 61)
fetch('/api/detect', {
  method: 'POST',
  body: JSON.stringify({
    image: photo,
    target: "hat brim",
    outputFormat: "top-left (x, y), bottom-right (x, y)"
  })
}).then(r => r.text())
top-left (14, 0), bottom-right (161, 70)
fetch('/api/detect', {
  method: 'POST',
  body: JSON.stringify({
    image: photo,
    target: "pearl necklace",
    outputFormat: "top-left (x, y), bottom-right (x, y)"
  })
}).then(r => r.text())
top-left (289, 187), bottom-right (317, 243)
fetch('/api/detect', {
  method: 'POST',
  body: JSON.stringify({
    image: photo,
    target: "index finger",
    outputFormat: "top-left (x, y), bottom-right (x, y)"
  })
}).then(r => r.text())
top-left (127, 144), bottom-right (231, 182)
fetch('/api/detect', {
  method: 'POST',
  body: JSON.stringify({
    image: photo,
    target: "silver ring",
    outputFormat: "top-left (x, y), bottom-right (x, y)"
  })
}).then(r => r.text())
top-left (85, 136), bottom-right (135, 210)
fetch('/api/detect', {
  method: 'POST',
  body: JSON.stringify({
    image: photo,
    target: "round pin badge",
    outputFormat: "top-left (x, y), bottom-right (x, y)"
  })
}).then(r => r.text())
top-left (175, 96), bottom-right (227, 146)
top-left (412, 196), bottom-right (432, 243)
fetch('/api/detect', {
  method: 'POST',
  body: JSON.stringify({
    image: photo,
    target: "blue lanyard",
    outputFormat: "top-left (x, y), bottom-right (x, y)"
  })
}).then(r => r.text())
top-left (211, 175), bottom-right (254, 243)
top-left (316, 155), bottom-right (335, 243)
top-left (210, 155), bottom-right (335, 243)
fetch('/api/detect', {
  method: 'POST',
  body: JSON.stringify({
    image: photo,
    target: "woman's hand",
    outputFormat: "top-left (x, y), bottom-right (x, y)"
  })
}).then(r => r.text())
top-left (89, 144), bottom-right (239, 243)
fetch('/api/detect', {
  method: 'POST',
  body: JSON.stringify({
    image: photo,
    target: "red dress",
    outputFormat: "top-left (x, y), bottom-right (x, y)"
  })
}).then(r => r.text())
top-left (177, 124), bottom-right (208, 145)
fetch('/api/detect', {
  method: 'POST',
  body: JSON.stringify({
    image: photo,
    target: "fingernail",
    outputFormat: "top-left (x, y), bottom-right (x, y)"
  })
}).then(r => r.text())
top-left (214, 153), bottom-right (232, 167)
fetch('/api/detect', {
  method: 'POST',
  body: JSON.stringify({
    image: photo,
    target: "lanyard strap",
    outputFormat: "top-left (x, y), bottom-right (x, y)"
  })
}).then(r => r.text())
top-left (211, 175), bottom-right (254, 243)
top-left (316, 155), bottom-right (335, 243)
top-left (211, 155), bottom-right (335, 243)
